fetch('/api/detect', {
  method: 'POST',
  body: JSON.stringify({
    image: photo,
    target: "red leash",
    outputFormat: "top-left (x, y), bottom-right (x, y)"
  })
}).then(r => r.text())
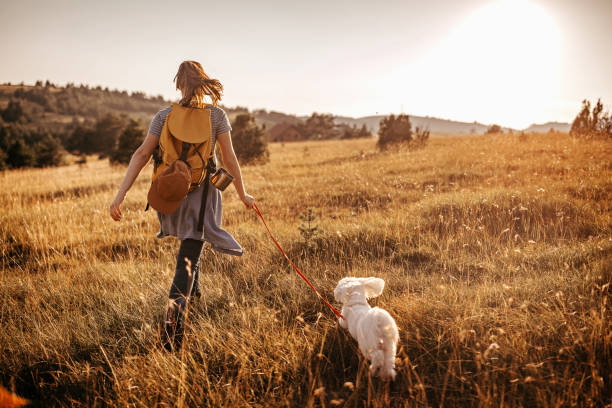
top-left (252, 203), bottom-right (344, 320)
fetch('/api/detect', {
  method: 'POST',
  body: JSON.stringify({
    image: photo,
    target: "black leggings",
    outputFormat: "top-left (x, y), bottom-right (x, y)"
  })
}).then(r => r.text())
top-left (168, 238), bottom-right (204, 307)
top-left (163, 238), bottom-right (204, 350)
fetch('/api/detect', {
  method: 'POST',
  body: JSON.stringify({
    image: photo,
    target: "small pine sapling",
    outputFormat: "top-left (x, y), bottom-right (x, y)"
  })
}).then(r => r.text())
top-left (298, 208), bottom-right (320, 250)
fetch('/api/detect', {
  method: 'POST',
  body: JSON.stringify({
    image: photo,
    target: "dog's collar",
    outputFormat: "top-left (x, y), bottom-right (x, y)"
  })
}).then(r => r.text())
top-left (345, 293), bottom-right (368, 308)
top-left (346, 300), bottom-right (367, 308)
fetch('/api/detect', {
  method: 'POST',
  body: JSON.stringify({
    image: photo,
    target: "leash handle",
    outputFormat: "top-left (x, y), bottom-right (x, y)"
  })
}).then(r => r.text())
top-left (252, 203), bottom-right (344, 320)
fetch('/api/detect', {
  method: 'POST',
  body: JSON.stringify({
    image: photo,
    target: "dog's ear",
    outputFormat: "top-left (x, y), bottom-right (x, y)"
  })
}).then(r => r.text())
top-left (362, 277), bottom-right (385, 299)
top-left (334, 278), bottom-right (356, 303)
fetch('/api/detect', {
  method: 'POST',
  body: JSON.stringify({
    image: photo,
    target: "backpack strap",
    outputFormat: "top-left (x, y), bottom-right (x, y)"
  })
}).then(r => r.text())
top-left (178, 141), bottom-right (191, 164)
top-left (197, 170), bottom-right (210, 232)
top-left (152, 145), bottom-right (162, 169)
top-left (193, 142), bottom-right (207, 175)
top-left (197, 154), bottom-right (219, 232)
top-left (146, 140), bottom-right (164, 212)
top-left (196, 132), bottom-right (219, 232)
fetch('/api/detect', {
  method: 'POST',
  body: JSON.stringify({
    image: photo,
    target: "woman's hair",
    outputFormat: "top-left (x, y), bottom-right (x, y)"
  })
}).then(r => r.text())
top-left (174, 61), bottom-right (223, 108)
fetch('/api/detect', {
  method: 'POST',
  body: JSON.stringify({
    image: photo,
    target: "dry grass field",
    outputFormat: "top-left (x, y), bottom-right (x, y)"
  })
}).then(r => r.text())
top-left (0, 132), bottom-right (610, 407)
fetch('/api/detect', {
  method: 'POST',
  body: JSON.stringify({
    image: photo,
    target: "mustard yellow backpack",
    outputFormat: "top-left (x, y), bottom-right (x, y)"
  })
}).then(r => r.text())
top-left (151, 103), bottom-right (214, 190)
top-left (146, 104), bottom-right (217, 231)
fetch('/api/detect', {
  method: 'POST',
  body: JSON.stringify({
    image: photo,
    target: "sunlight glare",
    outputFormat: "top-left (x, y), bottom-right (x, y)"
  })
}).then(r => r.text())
top-left (407, 0), bottom-right (563, 128)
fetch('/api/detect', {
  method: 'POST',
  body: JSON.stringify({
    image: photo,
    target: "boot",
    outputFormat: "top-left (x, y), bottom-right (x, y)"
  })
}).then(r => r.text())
top-left (161, 301), bottom-right (185, 352)
top-left (190, 284), bottom-right (201, 299)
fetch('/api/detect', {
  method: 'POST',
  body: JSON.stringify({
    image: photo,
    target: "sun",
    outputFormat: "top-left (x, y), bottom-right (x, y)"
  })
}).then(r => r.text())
top-left (456, 1), bottom-right (560, 81)
top-left (408, 0), bottom-right (563, 129)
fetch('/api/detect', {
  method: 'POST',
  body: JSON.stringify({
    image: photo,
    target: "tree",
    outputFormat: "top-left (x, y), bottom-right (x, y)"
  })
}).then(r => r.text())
top-left (110, 119), bottom-right (145, 164)
top-left (7, 138), bottom-right (36, 168)
top-left (0, 126), bottom-right (35, 168)
top-left (337, 123), bottom-right (372, 140)
top-left (34, 133), bottom-right (64, 167)
top-left (570, 99), bottom-right (612, 139)
top-left (0, 126), bottom-right (64, 169)
top-left (91, 113), bottom-right (128, 156)
top-left (359, 124), bottom-right (371, 138)
top-left (486, 124), bottom-right (502, 134)
top-left (66, 124), bottom-right (96, 154)
top-left (377, 114), bottom-right (413, 149)
top-left (231, 113), bottom-right (269, 165)
top-left (300, 112), bottom-right (337, 139)
top-left (1, 100), bottom-right (25, 123)
top-left (0, 147), bottom-right (7, 170)
top-left (63, 114), bottom-right (128, 156)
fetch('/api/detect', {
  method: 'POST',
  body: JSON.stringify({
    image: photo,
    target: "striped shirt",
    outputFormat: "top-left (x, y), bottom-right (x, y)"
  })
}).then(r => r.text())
top-left (148, 105), bottom-right (232, 140)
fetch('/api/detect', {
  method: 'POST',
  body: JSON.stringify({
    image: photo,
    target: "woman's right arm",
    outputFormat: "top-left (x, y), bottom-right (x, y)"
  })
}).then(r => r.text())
top-left (109, 132), bottom-right (159, 221)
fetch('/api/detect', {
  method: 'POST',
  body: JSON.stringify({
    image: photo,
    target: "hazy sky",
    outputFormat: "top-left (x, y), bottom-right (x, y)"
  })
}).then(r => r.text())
top-left (2, 0), bottom-right (611, 129)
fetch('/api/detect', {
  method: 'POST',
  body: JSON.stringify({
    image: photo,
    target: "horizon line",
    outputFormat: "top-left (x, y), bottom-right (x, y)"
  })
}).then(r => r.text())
top-left (1, 80), bottom-right (574, 131)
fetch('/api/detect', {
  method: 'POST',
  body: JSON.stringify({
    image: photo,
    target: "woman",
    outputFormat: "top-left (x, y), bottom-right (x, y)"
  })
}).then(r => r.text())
top-left (109, 61), bottom-right (254, 351)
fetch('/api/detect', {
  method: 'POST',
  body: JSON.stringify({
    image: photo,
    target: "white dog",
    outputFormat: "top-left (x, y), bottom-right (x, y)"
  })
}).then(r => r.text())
top-left (334, 277), bottom-right (399, 380)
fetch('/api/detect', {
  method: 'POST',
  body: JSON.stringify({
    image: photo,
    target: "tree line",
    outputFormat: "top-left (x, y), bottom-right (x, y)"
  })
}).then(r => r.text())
top-left (0, 82), bottom-right (275, 169)
top-left (1, 81), bottom-right (165, 119)
top-left (0, 109), bottom-right (272, 169)
top-left (269, 112), bottom-right (372, 142)
top-left (1, 80), bottom-right (608, 170)
top-left (297, 113), bottom-right (371, 140)
top-left (0, 125), bottom-right (63, 169)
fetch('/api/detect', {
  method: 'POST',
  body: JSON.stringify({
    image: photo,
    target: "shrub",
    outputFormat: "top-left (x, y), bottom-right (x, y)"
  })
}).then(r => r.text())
top-left (414, 126), bottom-right (430, 146)
top-left (339, 123), bottom-right (372, 139)
top-left (289, 113), bottom-right (370, 141)
top-left (377, 114), bottom-right (413, 150)
top-left (6, 138), bottom-right (36, 168)
top-left (0, 100), bottom-right (26, 123)
top-left (66, 124), bottom-right (96, 154)
top-left (299, 112), bottom-right (337, 140)
top-left (0, 125), bottom-right (64, 169)
top-left (92, 113), bottom-right (128, 156)
top-left (485, 124), bottom-right (503, 134)
top-left (34, 133), bottom-right (64, 167)
top-left (230, 113), bottom-right (269, 165)
top-left (110, 119), bottom-right (145, 164)
top-left (570, 99), bottom-right (612, 139)
top-left (0, 147), bottom-right (6, 170)
top-left (358, 123), bottom-right (371, 138)
top-left (63, 113), bottom-right (130, 157)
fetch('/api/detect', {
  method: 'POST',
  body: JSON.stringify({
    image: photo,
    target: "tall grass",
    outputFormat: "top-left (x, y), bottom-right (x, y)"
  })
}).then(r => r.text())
top-left (0, 132), bottom-right (610, 407)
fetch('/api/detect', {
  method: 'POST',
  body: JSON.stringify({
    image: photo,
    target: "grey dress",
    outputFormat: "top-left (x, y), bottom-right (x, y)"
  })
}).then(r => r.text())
top-left (147, 105), bottom-right (243, 256)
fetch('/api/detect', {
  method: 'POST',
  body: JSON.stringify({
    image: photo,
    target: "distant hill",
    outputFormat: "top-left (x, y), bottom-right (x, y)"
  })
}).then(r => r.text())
top-left (0, 83), bottom-right (168, 132)
top-left (0, 83), bottom-right (306, 136)
top-left (0, 81), bottom-right (575, 171)
top-left (251, 109), bottom-right (301, 129)
top-left (0, 82), bottom-right (569, 137)
top-left (523, 122), bottom-right (571, 133)
top-left (336, 114), bottom-right (524, 135)
top-left (0, 83), bottom-right (264, 133)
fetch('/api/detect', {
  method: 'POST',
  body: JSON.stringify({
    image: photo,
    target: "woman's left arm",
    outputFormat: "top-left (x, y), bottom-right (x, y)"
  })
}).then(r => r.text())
top-left (216, 131), bottom-right (254, 208)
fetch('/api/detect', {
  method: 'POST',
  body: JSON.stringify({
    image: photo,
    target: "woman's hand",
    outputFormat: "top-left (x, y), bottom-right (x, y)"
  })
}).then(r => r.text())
top-left (241, 193), bottom-right (255, 209)
top-left (110, 194), bottom-right (124, 221)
